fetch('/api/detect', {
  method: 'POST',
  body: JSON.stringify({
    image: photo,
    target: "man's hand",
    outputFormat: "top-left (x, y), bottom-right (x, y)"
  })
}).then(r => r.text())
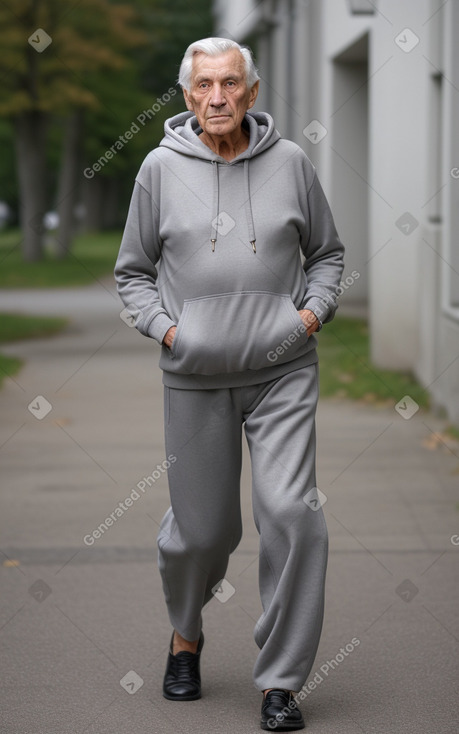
top-left (163, 326), bottom-right (177, 349)
top-left (298, 309), bottom-right (320, 337)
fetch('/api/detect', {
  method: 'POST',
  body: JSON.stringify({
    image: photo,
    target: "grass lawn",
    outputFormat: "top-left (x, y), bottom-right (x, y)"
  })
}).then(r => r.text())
top-left (317, 316), bottom-right (429, 409)
top-left (0, 229), bottom-right (122, 288)
top-left (0, 313), bottom-right (68, 388)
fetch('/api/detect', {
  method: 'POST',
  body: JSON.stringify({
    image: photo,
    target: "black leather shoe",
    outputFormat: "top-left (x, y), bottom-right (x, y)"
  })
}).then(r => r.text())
top-left (260, 689), bottom-right (305, 731)
top-left (162, 630), bottom-right (204, 701)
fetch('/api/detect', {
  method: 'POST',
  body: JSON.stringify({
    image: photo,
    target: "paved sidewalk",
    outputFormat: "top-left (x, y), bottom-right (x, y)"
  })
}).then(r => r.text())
top-left (0, 279), bottom-right (458, 734)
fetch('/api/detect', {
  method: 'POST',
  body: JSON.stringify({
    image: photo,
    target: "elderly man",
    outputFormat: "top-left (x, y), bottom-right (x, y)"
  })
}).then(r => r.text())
top-left (115, 37), bottom-right (344, 731)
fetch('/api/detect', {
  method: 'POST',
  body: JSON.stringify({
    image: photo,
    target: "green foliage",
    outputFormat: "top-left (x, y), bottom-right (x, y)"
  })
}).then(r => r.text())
top-left (317, 316), bottom-right (429, 408)
top-left (0, 353), bottom-right (23, 388)
top-left (0, 313), bottom-right (67, 343)
top-left (83, 0), bottom-right (214, 177)
top-left (0, 119), bottom-right (17, 216)
top-left (0, 0), bottom-right (214, 234)
top-left (136, 0), bottom-right (213, 95)
top-left (446, 425), bottom-right (459, 442)
top-left (0, 0), bottom-right (147, 116)
top-left (0, 311), bottom-right (67, 388)
top-left (0, 228), bottom-right (121, 287)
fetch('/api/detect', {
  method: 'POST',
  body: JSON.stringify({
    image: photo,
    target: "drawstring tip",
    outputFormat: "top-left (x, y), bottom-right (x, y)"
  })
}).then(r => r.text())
top-left (251, 240), bottom-right (257, 253)
top-left (211, 238), bottom-right (216, 252)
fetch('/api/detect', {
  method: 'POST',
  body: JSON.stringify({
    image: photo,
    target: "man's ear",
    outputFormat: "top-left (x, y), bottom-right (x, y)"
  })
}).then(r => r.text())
top-left (248, 80), bottom-right (260, 110)
top-left (183, 88), bottom-right (194, 112)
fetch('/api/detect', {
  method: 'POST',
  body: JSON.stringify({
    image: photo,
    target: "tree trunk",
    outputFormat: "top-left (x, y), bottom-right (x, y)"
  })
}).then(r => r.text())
top-left (15, 111), bottom-right (48, 261)
top-left (56, 109), bottom-right (84, 258)
top-left (102, 177), bottom-right (122, 229)
top-left (82, 174), bottom-right (104, 231)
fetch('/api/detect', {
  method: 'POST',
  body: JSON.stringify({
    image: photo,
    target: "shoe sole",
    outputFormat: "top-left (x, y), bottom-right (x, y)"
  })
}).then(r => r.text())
top-left (162, 690), bottom-right (201, 701)
top-left (260, 720), bottom-right (305, 731)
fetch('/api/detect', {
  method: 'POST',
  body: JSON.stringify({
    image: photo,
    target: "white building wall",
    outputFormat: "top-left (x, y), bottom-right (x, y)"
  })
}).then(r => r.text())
top-left (213, 0), bottom-right (459, 425)
top-left (368, 0), bottom-right (430, 370)
top-left (270, 3), bottom-right (290, 136)
top-left (432, 0), bottom-right (459, 422)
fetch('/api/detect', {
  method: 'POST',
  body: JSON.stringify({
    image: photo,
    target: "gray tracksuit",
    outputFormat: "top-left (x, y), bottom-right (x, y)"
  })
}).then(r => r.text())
top-left (115, 110), bottom-right (345, 691)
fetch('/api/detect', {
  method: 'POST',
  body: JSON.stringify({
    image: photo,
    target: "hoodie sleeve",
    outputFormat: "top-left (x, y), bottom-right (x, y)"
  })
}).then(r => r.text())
top-left (299, 167), bottom-right (345, 325)
top-left (114, 172), bottom-right (176, 345)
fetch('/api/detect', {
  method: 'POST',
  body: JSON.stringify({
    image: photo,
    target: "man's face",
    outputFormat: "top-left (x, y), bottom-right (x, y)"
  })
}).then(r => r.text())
top-left (183, 49), bottom-right (259, 139)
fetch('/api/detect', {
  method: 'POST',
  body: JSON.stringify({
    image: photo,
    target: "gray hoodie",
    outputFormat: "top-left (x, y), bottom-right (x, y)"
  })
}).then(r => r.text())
top-left (115, 110), bottom-right (345, 389)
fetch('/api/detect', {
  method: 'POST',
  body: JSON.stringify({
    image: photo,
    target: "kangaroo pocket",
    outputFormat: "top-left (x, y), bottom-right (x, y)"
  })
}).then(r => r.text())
top-left (167, 291), bottom-right (308, 376)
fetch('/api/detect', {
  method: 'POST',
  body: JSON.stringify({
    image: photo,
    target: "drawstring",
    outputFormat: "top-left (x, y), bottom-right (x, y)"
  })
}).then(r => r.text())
top-left (210, 161), bottom-right (219, 252)
top-left (209, 159), bottom-right (257, 254)
top-left (243, 159), bottom-right (257, 253)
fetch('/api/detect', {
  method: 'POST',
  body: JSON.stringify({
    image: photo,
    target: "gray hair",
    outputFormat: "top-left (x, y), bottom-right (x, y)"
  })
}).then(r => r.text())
top-left (178, 37), bottom-right (260, 91)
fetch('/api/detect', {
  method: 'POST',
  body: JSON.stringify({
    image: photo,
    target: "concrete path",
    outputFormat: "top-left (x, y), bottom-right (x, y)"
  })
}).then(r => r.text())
top-left (0, 278), bottom-right (458, 734)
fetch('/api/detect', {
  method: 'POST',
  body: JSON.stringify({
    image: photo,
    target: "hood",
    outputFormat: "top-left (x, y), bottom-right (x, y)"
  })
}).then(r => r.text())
top-left (159, 110), bottom-right (280, 162)
top-left (159, 110), bottom-right (281, 254)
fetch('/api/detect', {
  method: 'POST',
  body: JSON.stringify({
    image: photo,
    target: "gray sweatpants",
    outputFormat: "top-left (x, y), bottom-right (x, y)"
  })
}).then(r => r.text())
top-left (157, 364), bottom-right (328, 692)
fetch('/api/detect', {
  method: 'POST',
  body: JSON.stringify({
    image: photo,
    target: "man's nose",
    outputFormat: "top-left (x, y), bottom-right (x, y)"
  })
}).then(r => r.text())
top-left (210, 83), bottom-right (225, 107)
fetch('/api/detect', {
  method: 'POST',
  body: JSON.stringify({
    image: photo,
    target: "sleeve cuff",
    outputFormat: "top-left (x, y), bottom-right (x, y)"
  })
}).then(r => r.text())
top-left (312, 312), bottom-right (323, 331)
top-left (147, 312), bottom-right (176, 345)
top-left (302, 297), bottom-right (330, 328)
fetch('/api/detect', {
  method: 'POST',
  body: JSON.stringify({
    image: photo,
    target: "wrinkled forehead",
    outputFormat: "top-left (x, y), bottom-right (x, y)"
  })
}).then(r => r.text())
top-left (190, 49), bottom-right (247, 84)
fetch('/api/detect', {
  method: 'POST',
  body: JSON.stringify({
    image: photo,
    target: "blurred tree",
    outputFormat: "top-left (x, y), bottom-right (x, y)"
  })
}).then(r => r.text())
top-left (79, 54), bottom-right (157, 233)
top-left (81, 0), bottom-right (214, 231)
top-left (0, 0), bottom-right (146, 260)
top-left (0, 121), bottom-right (18, 224)
top-left (0, 0), bottom-right (213, 261)
top-left (137, 0), bottom-right (214, 97)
